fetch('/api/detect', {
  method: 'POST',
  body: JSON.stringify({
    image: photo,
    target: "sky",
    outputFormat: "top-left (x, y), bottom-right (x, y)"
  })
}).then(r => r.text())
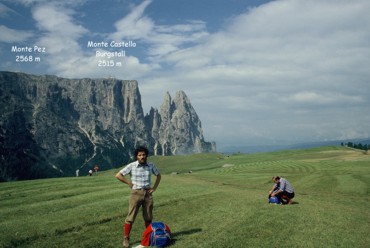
top-left (1, 0), bottom-right (370, 151)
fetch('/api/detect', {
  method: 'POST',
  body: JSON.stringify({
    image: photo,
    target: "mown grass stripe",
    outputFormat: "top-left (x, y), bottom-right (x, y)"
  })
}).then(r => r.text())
top-left (0, 146), bottom-right (369, 248)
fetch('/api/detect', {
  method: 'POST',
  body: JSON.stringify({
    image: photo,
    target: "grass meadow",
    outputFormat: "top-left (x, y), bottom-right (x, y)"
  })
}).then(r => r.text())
top-left (0, 146), bottom-right (369, 248)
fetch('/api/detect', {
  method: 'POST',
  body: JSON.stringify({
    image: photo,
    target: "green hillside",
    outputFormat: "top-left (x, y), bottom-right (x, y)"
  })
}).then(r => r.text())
top-left (0, 146), bottom-right (369, 247)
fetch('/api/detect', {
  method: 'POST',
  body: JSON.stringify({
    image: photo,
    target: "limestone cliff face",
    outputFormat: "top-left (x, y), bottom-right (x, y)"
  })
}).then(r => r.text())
top-left (0, 71), bottom-right (215, 181)
top-left (146, 91), bottom-right (215, 155)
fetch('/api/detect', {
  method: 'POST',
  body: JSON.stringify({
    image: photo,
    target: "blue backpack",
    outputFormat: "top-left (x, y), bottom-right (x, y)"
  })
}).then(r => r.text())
top-left (150, 222), bottom-right (171, 247)
top-left (269, 196), bottom-right (281, 204)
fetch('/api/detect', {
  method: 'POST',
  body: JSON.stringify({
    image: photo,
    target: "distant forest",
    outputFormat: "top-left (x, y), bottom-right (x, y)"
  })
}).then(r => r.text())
top-left (341, 142), bottom-right (369, 151)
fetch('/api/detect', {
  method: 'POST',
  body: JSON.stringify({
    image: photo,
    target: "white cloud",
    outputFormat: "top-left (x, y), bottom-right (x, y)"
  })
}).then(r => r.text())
top-left (0, 25), bottom-right (33, 43)
top-left (110, 0), bottom-right (154, 40)
top-left (281, 91), bottom-right (364, 106)
top-left (31, 4), bottom-right (87, 75)
top-left (11, 0), bottom-right (87, 7)
top-left (29, 2), bottom-right (156, 78)
top-left (32, 4), bottom-right (87, 38)
top-left (139, 0), bottom-right (370, 146)
top-left (110, 1), bottom-right (208, 62)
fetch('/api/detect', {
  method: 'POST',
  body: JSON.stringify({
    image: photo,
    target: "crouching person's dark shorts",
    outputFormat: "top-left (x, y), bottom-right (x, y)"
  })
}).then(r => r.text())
top-left (282, 191), bottom-right (295, 199)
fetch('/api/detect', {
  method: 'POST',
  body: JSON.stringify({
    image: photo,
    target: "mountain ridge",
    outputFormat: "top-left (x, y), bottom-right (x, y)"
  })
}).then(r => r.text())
top-left (0, 71), bottom-right (216, 181)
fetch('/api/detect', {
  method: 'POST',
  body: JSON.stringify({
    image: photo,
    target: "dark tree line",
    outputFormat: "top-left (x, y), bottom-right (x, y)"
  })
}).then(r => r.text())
top-left (341, 142), bottom-right (369, 151)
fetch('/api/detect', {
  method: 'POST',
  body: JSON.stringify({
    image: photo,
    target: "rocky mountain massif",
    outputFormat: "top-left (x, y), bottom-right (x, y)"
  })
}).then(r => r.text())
top-left (0, 71), bottom-right (216, 181)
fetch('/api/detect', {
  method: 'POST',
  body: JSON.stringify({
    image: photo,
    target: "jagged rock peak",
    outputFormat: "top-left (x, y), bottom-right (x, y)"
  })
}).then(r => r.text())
top-left (147, 90), bottom-right (216, 156)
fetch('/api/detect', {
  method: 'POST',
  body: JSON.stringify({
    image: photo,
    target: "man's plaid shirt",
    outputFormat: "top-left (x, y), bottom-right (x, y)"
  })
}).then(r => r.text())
top-left (119, 161), bottom-right (160, 190)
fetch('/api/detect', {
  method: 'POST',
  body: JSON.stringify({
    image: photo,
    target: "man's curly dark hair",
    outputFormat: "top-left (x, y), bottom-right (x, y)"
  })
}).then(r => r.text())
top-left (134, 146), bottom-right (149, 157)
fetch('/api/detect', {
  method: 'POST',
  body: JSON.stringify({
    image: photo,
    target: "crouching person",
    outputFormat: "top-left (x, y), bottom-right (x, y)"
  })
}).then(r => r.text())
top-left (270, 176), bottom-right (295, 204)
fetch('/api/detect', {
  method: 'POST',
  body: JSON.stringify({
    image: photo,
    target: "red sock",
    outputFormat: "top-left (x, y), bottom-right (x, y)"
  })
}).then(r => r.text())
top-left (124, 223), bottom-right (132, 237)
top-left (145, 221), bottom-right (151, 228)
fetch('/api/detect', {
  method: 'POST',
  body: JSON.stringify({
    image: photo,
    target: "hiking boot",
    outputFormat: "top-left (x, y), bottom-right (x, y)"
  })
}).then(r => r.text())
top-left (123, 236), bottom-right (130, 247)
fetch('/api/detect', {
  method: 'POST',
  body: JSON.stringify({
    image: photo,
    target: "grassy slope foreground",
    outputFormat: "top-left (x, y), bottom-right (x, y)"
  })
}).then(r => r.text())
top-left (0, 146), bottom-right (369, 248)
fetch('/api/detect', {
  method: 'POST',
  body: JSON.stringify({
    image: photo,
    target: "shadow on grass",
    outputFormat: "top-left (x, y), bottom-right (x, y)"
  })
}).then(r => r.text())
top-left (283, 201), bottom-right (300, 205)
top-left (169, 228), bottom-right (202, 246)
top-left (269, 201), bottom-right (299, 205)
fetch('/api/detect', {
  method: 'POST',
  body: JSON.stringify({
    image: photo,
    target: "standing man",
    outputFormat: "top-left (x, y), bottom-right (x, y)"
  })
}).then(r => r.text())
top-left (115, 146), bottom-right (162, 248)
top-left (270, 176), bottom-right (295, 204)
